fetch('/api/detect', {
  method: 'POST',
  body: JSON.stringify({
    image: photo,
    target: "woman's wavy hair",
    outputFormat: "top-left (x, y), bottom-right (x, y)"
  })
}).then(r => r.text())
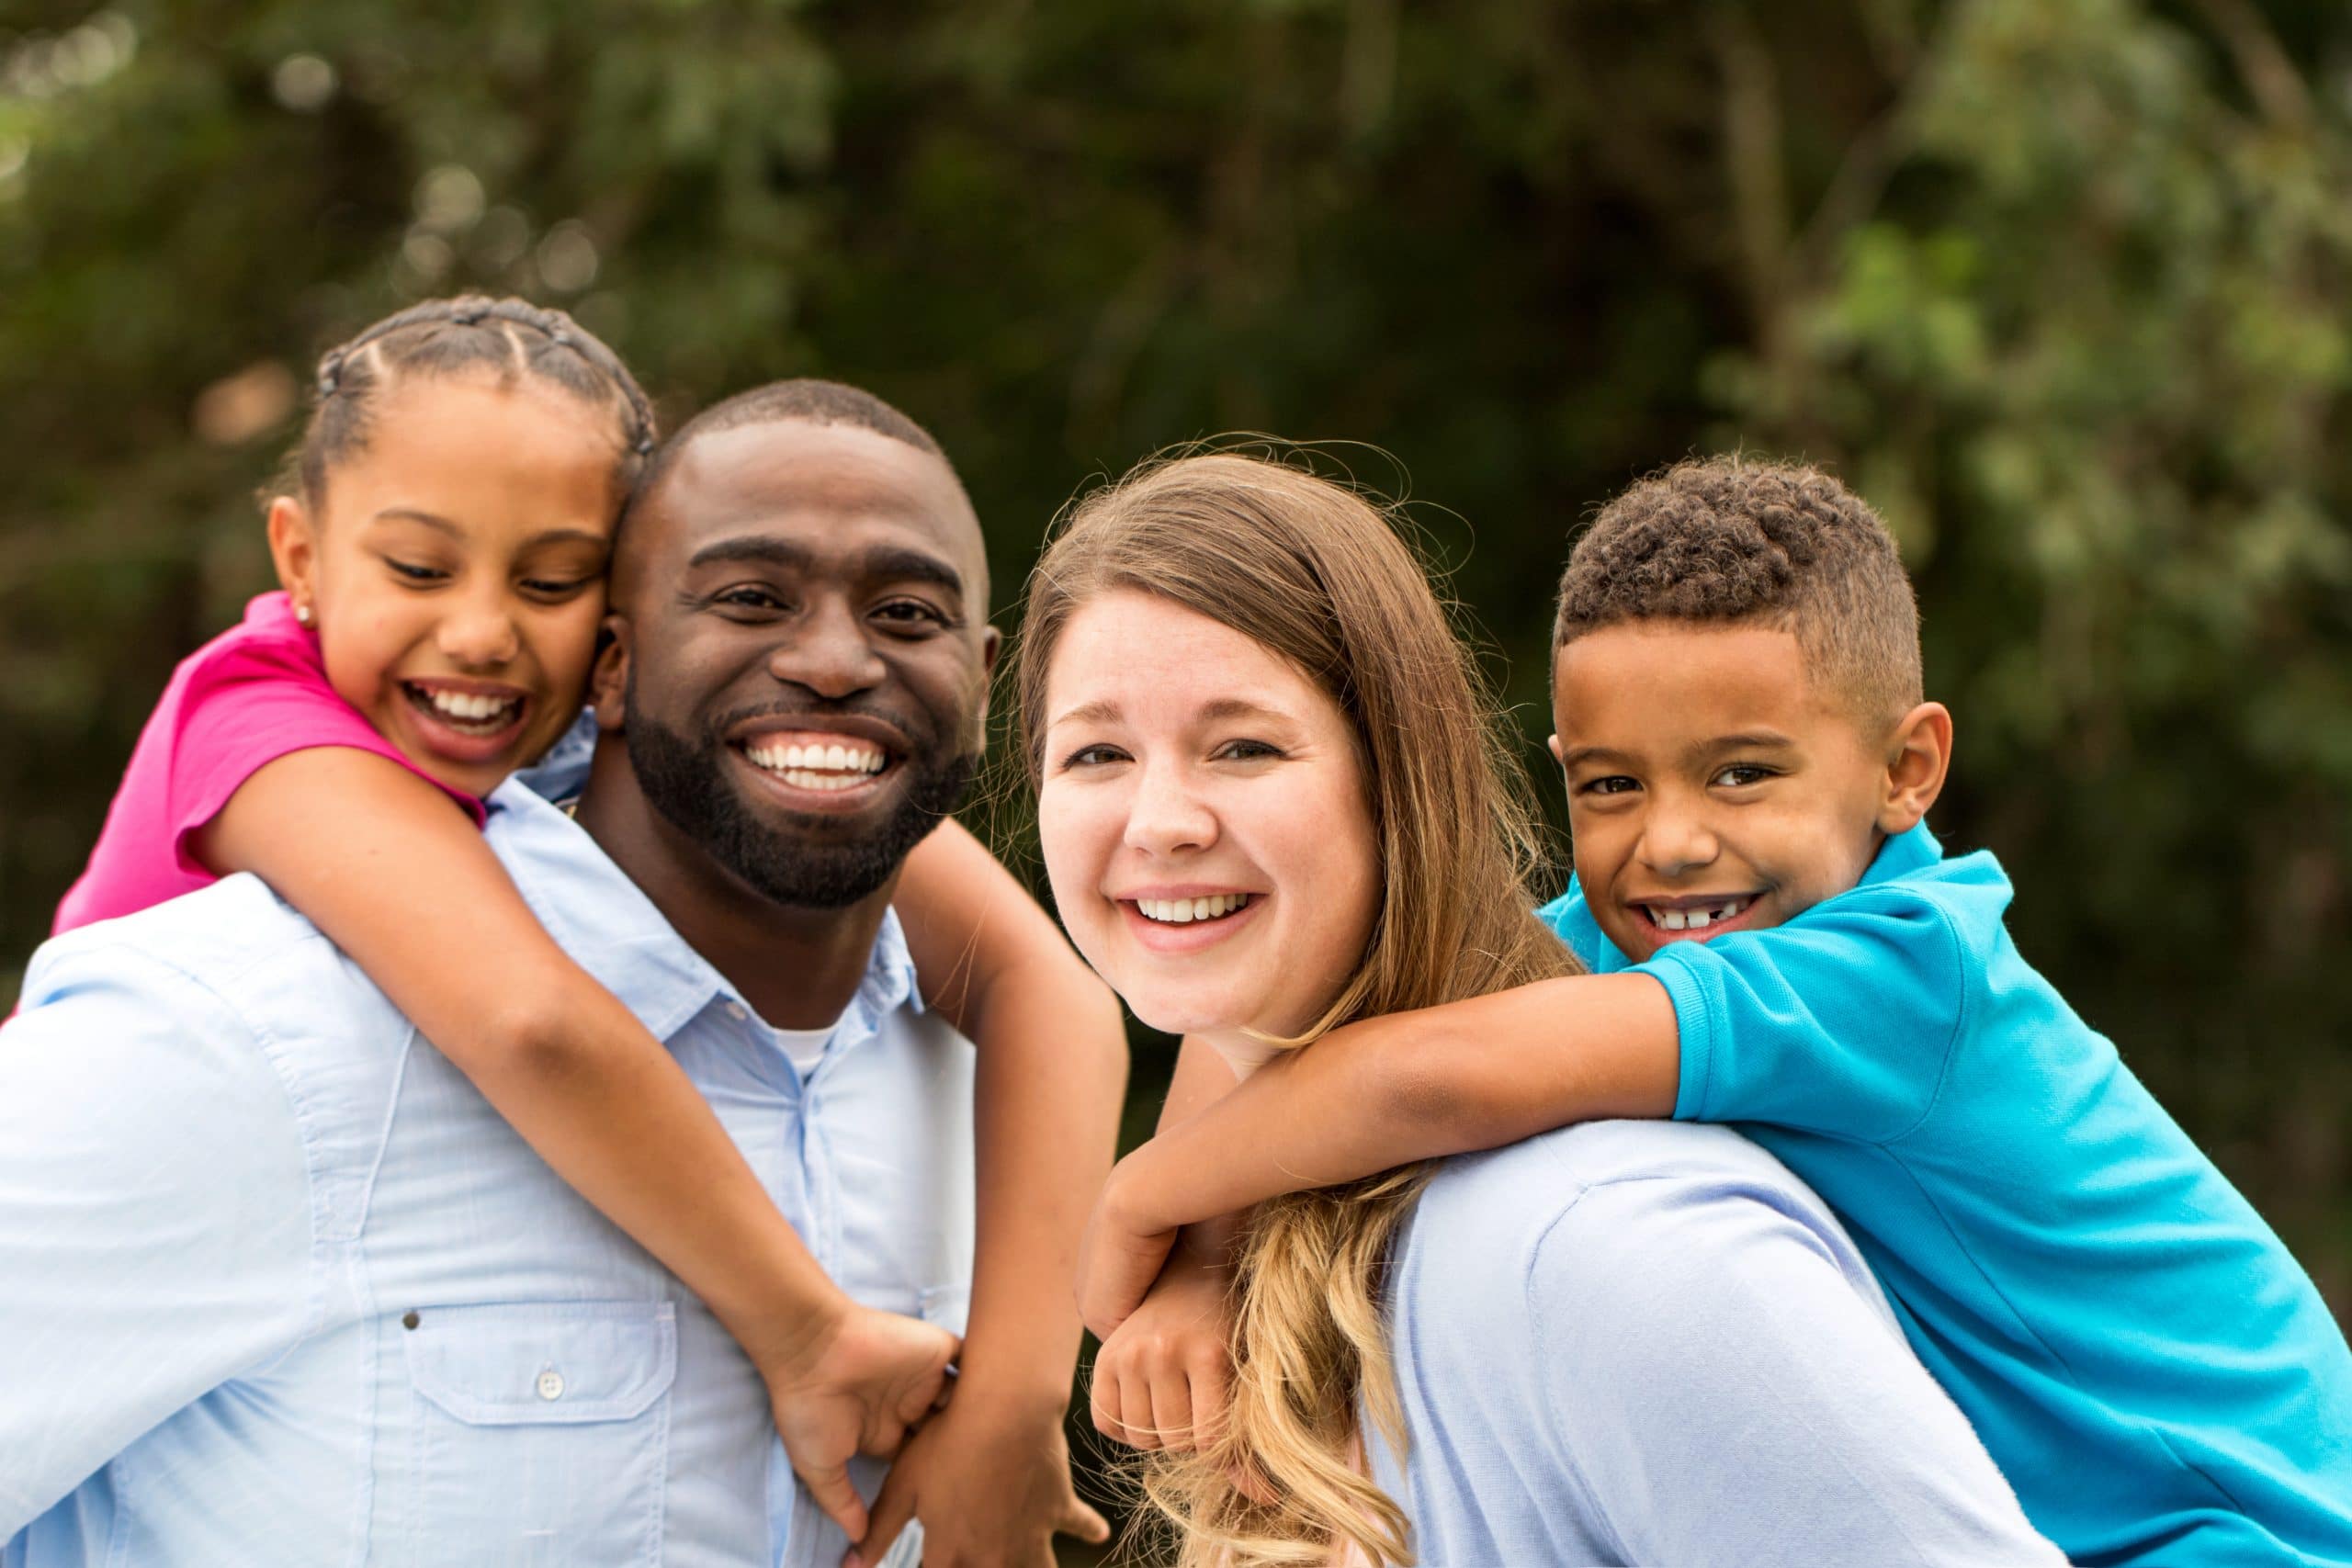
top-left (1016, 448), bottom-right (1582, 1567)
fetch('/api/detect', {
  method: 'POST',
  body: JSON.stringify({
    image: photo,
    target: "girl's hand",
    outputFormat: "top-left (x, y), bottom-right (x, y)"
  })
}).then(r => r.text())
top-left (1074, 1164), bottom-right (1182, 1342)
top-left (842, 1386), bottom-right (1109, 1568)
top-left (762, 1299), bottom-right (960, 1544)
top-left (1089, 1243), bottom-right (1236, 1453)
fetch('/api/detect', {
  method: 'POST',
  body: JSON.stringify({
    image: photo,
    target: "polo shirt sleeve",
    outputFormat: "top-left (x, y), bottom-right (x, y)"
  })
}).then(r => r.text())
top-left (1643, 886), bottom-right (1973, 1143)
top-left (0, 942), bottom-right (321, 1536)
top-left (1531, 1169), bottom-right (2062, 1567)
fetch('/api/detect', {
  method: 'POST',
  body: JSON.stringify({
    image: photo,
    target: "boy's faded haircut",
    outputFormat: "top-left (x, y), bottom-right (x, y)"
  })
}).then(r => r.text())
top-left (1555, 456), bottom-right (1923, 728)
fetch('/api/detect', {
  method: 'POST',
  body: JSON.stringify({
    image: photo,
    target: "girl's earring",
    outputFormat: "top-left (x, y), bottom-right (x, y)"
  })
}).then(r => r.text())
top-left (294, 603), bottom-right (313, 626)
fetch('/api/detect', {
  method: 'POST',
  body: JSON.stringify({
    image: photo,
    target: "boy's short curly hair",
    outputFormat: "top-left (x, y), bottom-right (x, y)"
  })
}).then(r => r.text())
top-left (1555, 456), bottom-right (1922, 728)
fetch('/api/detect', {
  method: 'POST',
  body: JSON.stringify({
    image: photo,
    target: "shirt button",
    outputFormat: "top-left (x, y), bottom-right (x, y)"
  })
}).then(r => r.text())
top-left (537, 1370), bottom-right (565, 1401)
top-left (725, 1001), bottom-right (747, 1022)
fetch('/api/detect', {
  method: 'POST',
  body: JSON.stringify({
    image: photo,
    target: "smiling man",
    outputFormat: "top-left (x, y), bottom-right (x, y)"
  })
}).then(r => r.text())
top-left (0, 380), bottom-right (1108, 1568)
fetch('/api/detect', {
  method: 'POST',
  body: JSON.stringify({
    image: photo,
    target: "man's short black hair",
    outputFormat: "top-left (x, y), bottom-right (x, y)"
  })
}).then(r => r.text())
top-left (630, 377), bottom-right (950, 511)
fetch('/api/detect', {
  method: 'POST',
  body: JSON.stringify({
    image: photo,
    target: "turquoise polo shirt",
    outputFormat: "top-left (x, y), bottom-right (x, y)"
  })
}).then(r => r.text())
top-left (1540, 823), bottom-right (2352, 1568)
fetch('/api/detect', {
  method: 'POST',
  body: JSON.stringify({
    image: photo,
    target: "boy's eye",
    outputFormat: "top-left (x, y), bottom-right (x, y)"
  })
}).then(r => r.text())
top-left (1577, 774), bottom-right (1639, 797)
top-left (1713, 763), bottom-right (1776, 788)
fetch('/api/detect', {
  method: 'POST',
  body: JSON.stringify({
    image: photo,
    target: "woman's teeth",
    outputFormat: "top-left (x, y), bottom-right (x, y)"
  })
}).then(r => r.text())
top-left (412, 685), bottom-right (521, 731)
top-left (745, 739), bottom-right (889, 792)
top-left (1136, 894), bottom-right (1250, 925)
top-left (1648, 897), bottom-right (1750, 931)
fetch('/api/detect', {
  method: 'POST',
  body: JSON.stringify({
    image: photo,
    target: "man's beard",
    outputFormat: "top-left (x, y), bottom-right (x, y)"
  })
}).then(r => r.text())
top-left (625, 704), bottom-right (978, 910)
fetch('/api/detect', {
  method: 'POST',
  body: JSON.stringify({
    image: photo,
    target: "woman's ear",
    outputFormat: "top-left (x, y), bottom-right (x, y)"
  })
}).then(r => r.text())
top-left (590, 615), bottom-right (631, 730)
top-left (1878, 701), bottom-right (1953, 836)
top-left (266, 495), bottom-right (318, 615)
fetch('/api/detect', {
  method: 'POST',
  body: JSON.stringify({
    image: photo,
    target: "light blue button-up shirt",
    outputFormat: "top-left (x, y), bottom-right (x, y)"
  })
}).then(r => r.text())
top-left (0, 777), bottom-right (974, 1568)
top-left (1363, 1119), bottom-right (2064, 1566)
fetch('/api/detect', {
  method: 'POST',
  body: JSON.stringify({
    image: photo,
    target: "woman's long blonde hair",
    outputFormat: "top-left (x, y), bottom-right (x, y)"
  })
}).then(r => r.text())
top-left (1017, 450), bottom-right (1583, 1567)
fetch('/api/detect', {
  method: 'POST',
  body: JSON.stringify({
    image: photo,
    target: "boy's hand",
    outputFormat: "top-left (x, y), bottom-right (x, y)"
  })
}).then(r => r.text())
top-left (761, 1299), bottom-right (960, 1544)
top-left (1074, 1165), bottom-right (1181, 1341)
top-left (1090, 1244), bottom-right (1234, 1453)
top-left (842, 1389), bottom-right (1109, 1568)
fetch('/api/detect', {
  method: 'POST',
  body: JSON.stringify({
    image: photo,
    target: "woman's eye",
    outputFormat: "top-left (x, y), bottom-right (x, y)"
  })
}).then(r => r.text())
top-left (1214, 739), bottom-right (1283, 762)
top-left (1060, 744), bottom-right (1129, 769)
top-left (386, 558), bottom-right (447, 583)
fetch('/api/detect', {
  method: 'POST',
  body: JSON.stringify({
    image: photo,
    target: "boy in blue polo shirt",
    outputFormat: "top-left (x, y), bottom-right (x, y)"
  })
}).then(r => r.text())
top-left (1080, 457), bottom-right (2352, 1566)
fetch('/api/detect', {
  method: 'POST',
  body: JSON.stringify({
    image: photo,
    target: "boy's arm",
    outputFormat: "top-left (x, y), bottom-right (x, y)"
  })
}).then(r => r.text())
top-left (1079, 973), bottom-right (1678, 1337)
top-left (198, 748), bottom-right (949, 1542)
top-left (859, 819), bottom-right (1125, 1566)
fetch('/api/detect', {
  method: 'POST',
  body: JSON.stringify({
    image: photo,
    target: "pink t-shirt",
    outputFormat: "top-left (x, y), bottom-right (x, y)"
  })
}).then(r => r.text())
top-left (51, 591), bottom-right (485, 934)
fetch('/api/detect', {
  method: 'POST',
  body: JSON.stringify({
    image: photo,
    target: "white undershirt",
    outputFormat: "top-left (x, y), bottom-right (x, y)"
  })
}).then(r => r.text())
top-left (768, 1022), bottom-right (835, 1077)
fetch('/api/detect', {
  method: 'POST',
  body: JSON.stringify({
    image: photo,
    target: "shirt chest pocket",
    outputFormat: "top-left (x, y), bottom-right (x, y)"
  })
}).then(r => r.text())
top-left (400, 1300), bottom-right (676, 1568)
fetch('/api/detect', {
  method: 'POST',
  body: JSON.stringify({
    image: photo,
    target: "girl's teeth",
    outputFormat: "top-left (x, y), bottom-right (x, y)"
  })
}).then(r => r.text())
top-left (1136, 894), bottom-right (1250, 924)
top-left (420, 687), bottom-right (520, 727)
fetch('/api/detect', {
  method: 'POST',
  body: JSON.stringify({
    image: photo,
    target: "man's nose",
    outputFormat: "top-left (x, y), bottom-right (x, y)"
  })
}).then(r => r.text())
top-left (436, 592), bottom-right (522, 669)
top-left (767, 599), bottom-right (886, 699)
top-left (1636, 795), bottom-right (1720, 879)
top-left (1123, 759), bottom-right (1218, 857)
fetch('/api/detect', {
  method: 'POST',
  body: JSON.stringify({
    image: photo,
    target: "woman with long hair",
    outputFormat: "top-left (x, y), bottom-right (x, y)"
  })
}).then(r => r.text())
top-left (1017, 450), bottom-right (2053, 1567)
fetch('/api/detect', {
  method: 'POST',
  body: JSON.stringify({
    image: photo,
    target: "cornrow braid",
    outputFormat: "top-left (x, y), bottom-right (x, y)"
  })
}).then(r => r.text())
top-left (296, 294), bottom-right (656, 508)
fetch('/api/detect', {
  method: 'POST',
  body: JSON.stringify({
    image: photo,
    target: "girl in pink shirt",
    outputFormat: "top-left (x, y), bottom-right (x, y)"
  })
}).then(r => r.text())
top-left (49, 296), bottom-right (1116, 1556)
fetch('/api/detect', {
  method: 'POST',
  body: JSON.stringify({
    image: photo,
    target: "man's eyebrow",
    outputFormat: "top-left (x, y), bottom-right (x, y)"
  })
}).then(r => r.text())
top-left (863, 545), bottom-right (967, 601)
top-left (686, 535), bottom-right (811, 572)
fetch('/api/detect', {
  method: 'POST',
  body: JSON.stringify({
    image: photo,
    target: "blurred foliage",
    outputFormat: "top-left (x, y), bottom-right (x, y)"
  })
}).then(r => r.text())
top-left (4, 0), bottom-right (2347, 1382)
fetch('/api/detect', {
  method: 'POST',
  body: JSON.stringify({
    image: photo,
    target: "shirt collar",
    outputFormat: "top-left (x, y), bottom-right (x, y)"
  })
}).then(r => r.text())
top-left (481, 778), bottom-right (922, 1045)
top-left (1861, 820), bottom-right (1941, 885)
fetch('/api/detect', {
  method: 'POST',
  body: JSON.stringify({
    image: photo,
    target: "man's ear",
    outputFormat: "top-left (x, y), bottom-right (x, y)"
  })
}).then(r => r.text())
top-left (1878, 701), bottom-right (1952, 836)
top-left (591, 615), bottom-right (631, 731)
top-left (266, 495), bottom-right (318, 615)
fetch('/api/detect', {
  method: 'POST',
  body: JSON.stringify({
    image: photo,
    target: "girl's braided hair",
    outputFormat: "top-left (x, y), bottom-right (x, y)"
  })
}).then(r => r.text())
top-left (291, 295), bottom-right (655, 507)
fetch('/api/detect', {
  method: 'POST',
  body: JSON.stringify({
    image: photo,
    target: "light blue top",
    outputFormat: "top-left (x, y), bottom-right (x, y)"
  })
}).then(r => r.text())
top-left (0, 776), bottom-right (975, 1568)
top-left (1363, 1118), bottom-right (2062, 1566)
top-left (1540, 822), bottom-right (2352, 1567)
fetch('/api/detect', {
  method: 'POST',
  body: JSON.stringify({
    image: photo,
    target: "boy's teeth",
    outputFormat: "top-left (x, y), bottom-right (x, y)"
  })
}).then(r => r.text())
top-left (1136, 894), bottom-right (1250, 925)
top-left (743, 739), bottom-right (889, 783)
top-left (1650, 897), bottom-right (1750, 933)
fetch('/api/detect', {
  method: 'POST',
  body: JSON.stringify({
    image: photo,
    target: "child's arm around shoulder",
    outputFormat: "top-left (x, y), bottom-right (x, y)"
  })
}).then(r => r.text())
top-left (852, 818), bottom-right (1122, 1568)
top-left (198, 747), bottom-right (951, 1545)
top-left (1076, 971), bottom-right (1679, 1337)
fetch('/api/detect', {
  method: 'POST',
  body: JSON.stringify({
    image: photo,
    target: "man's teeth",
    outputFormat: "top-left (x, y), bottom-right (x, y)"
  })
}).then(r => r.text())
top-left (744, 739), bottom-right (889, 792)
top-left (419, 687), bottom-right (520, 726)
top-left (1136, 894), bottom-right (1250, 925)
top-left (1651, 897), bottom-right (1750, 931)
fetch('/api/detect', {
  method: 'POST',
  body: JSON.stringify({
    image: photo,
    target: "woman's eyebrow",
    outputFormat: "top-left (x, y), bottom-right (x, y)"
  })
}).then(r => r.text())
top-left (1049, 697), bottom-right (1122, 730)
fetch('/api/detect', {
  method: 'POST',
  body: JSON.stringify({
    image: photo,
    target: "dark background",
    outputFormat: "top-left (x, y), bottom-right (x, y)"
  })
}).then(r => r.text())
top-left (6, 0), bottom-right (2349, 1534)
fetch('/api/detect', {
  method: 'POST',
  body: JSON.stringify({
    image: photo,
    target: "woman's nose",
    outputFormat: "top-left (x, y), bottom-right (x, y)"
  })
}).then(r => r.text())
top-left (1123, 761), bottom-right (1218, 856)
top-left (767, 600), bottom-right (886, 699)
top-left (436, 593), bottom-right (522, 669)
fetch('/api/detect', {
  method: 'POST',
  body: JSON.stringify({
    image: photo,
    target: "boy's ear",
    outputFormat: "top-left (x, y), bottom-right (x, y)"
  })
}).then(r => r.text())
top-left (1878, 701), bottom-right (1953, 836)
top-left (266, 496), bottom-right (317, 614)
top-left (590, 615), bottom-right (631, 730)
top-left (1547, 734), bottom-right (1564, 765)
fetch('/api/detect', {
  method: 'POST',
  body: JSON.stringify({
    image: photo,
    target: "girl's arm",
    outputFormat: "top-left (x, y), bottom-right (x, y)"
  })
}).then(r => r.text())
top-left (854, 821), bottom-right (1125, 1566)
top-left (892, 819), bottom-right (1126, 1401)
top-left (1078, 973), bottom-right (1679, 1337)
top-left (197, 746), bottom-right (947, 1543)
